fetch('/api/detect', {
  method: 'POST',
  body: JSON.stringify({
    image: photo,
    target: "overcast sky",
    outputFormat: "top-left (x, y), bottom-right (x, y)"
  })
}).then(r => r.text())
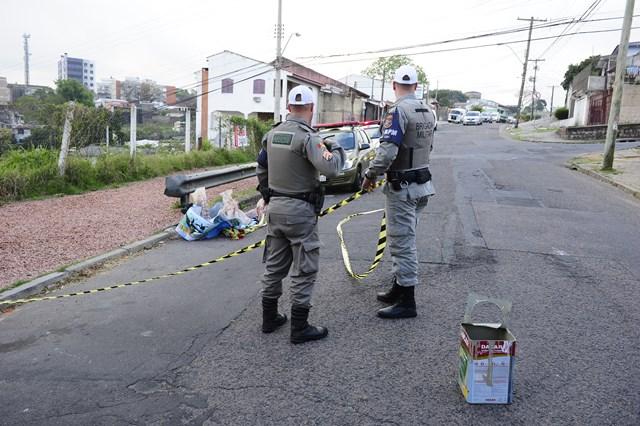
top-left (1, 0), bottom-right (638, 106)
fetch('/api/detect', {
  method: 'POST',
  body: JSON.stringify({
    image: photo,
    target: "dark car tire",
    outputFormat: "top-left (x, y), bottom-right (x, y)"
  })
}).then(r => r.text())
top-left (352, 165), bottom-right (363, 191)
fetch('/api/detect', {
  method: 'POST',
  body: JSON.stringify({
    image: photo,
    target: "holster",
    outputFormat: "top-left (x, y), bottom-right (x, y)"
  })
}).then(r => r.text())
top-left (257, 184), bottom-right (271, 203)
top-left (386, 168), bottom-right (431, 191)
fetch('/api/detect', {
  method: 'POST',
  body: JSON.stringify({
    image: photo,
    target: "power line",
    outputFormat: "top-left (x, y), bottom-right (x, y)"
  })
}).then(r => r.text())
top-left (538, 0), bottom-right (603, 58)
top-left (298, 26), bottom-right (639, 67)
top-left (296, 15), bottom-right (628, 62)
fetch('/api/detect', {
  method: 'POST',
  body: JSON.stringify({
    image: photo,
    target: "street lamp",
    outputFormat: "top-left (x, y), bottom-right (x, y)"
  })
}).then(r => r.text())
top-left (282, 32), bottom-right (301, 56)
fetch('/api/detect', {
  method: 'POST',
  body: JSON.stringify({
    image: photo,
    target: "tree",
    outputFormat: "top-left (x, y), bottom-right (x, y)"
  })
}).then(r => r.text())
top-left (471, 105), bottom-right (483, 112)
top-left (561, 55), bottom-right (601, 90)
top-left (363, 55), bottom-right (428, 101)
top-left (0, 128), bottom-right (13, 154)
top-left (139, 80), bottom-right (164, 102)
top-left (12, 87), bottom-right (59, 123)
top-left (174, 88), bottom-right (195, 102)
top-left (55, 79), bottom-right (94, 106)
top-left (432, 89), bottom-right (468, 108)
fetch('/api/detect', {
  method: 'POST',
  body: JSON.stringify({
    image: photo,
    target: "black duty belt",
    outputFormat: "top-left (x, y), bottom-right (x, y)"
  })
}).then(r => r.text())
top-left (386, 168), bottom-right (431, 190)
top-left (269, 189), bottom-right (325, 215)
top-left (270, 190), bottom-right (315, 202)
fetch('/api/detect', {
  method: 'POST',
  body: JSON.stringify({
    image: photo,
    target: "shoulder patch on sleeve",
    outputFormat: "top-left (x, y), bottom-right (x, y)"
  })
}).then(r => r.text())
top-left (380, 109), bottom-right (404, 146)
top-left (383, 113), bottom-right (394, 129)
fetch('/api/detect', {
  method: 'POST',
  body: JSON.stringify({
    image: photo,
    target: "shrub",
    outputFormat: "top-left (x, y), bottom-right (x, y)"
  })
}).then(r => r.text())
top-left (0, 147), bottom-right (254, 203)
top-left (554, 107), bottom-right (569, 120)
top-left (0, 129), bottom-right (13, 154)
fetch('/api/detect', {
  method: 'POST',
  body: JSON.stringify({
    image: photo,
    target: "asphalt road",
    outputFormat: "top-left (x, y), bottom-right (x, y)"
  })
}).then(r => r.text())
top-left (1, 123), bottom-right (639, 425)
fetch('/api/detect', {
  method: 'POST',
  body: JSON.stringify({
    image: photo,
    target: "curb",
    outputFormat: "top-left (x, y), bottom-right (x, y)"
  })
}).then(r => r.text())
top-left (501, 125), bottom-right (640, 145)
top-left (568, 162), bottom-right (640, 200)
top-left (0, 229), bottom-right (176, 303)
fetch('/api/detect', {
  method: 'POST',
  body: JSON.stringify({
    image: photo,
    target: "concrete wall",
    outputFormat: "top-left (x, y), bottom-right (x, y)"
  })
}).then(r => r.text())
top-left (573, 97), bottom-right (589, 126)
top-left (558, 123), bottom-right (640, 140)
top-left (620, 84), bottom-right (640, 124)
top-left (317, 92), bottom-right (365, 123)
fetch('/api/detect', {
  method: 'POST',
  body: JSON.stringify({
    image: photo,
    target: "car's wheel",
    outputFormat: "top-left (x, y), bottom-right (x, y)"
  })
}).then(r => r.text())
top-left (352, 165), bottom-right (363, 191)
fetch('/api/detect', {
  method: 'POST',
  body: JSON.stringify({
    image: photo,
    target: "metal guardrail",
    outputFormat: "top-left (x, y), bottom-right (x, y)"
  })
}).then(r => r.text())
top-left (164, 162), bottom-right (257, 211)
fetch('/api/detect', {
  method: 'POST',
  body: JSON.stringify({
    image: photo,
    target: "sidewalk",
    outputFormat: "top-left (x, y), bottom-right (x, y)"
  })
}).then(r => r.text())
top-left (0, 174), bottom-right (257, 290)
top-left (501, 117), bottom-right (601, 144)
top-left (569, 147), bottom-right (640, 199)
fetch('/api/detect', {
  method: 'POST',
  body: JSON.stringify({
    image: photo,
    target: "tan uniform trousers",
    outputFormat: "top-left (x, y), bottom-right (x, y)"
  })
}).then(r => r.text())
top-left (261, 211), bottom-right (321, 307)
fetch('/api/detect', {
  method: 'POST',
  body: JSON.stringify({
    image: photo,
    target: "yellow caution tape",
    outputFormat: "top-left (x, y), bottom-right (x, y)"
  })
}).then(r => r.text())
top-left (0, 180), bottom-right (386, 307)
top-left (337, 209), bottom-right (386, 280)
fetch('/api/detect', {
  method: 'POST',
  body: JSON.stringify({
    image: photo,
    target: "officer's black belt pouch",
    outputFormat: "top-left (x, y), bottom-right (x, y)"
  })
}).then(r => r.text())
top-left (386, 168), bottom-right (431, 190)
top-left (257, 184), bottom-right (271, 203)
top-left (270, 188), bottom-right (325, 215)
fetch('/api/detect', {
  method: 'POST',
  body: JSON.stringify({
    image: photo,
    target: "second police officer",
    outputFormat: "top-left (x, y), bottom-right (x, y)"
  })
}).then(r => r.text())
top-left (362, 65), bottom-right (435, 319)
top-left (256, 85), bottom-right (345, 344)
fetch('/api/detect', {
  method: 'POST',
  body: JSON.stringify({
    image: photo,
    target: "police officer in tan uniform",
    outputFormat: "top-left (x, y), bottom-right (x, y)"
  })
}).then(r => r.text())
top-left (256, 85), bottom-right (345, 343)
top-left (362, 65), bottom-right (435, 319)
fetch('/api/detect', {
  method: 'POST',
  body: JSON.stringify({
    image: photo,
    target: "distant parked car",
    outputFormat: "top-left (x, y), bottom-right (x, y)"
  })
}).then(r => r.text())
top-left (448, 108), bottom-right (465, 124)
top-left (315, 122), bottom-right (375, 190)
top-left (506, 116), bottom-right (517, 124)
top-left (462, 111), bottom-right (482, 126)
top-left (361, 121), bottom-right (381, 149)
top-left (480, 112), bottom-right (492, 123)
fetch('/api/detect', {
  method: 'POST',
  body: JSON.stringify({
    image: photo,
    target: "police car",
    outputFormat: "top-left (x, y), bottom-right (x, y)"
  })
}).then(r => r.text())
top-left (315, 121), bottom-right (375, 191)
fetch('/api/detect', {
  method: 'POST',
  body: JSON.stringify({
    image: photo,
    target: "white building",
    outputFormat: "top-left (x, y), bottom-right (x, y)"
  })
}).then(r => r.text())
top-left (57, 53), bottom-right (96, 91)
top-left (0, 77), bottom-right (10, 106)
top-left (195, 50), bottom-right (369, 145)
top-left (96, 78), bottom-right (118, 99)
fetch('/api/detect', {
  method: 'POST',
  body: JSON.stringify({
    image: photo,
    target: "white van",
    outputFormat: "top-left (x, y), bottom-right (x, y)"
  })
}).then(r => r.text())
top-left (448, 108), bottom-right (465, 124)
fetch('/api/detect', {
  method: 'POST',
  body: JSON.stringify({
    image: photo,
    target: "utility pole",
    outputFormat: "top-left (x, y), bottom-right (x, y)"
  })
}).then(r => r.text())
top-left (273, 0), bottom-right (283, 122)
top-left (380, 70), bottom-right (387, 120)
top-left (184, 108), bottom-right (191, 153)
top-left (23, 34), bottom-right (31, 86)
top-left (530, 58), bottom-right (545, 121)
top-left (603, 0), bottom-right (635, 170)
top-left (515, 17), bottom-right (546, 128)
top-left (130, 104), bottom-right (137, 159)
top-left (58, 102), bottom-right (74, 177)
top-left (105, 105), bottom-right (113, 153)
top-left (548, 85), bottom-right (556, 117)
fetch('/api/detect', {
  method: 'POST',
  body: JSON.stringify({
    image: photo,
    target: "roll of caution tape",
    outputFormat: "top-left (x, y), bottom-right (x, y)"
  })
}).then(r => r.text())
top-left (337, 209), bottom-right (386, 280)
top-left (0, 180), bottom-right (387, 307)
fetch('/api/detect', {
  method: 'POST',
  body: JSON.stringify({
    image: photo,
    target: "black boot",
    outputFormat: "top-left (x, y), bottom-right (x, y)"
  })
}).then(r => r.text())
top-left (262, 298), bottom-right (287, 333)
top-left (290, 305), bottom-right (328, 344)
top-left (377, 285), bottom-right (417, 319)
top-left (376, 278), bottom-right (402, 304)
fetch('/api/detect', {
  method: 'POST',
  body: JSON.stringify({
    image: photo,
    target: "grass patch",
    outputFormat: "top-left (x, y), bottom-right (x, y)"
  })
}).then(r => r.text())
top-left (508, 129), bottom-right (525, 141)
top-left (5, 279), bottom-right (28, 290)
top-left (571, 155), bottom-right (601, 165)
top-left (0, 148), bottom-right (254, 203)
top-left (599, 168), bottom-right (622, 175)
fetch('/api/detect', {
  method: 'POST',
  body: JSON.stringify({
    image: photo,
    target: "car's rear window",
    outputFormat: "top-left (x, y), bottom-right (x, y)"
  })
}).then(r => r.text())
top-left (364, 127), bottom-right (381, 139)
top-left (467, 111), bottom-right (480, 116)
top-left (320, 131), bottom-right (355, 150)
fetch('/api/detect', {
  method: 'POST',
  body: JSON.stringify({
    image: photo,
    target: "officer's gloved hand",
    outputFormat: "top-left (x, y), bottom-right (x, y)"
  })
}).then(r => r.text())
top-left (362, 169), bottom-right (377, 192)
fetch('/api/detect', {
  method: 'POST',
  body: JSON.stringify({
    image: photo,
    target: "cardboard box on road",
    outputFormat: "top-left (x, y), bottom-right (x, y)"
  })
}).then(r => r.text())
top-left (458, 293), bottom-right (516, 404)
